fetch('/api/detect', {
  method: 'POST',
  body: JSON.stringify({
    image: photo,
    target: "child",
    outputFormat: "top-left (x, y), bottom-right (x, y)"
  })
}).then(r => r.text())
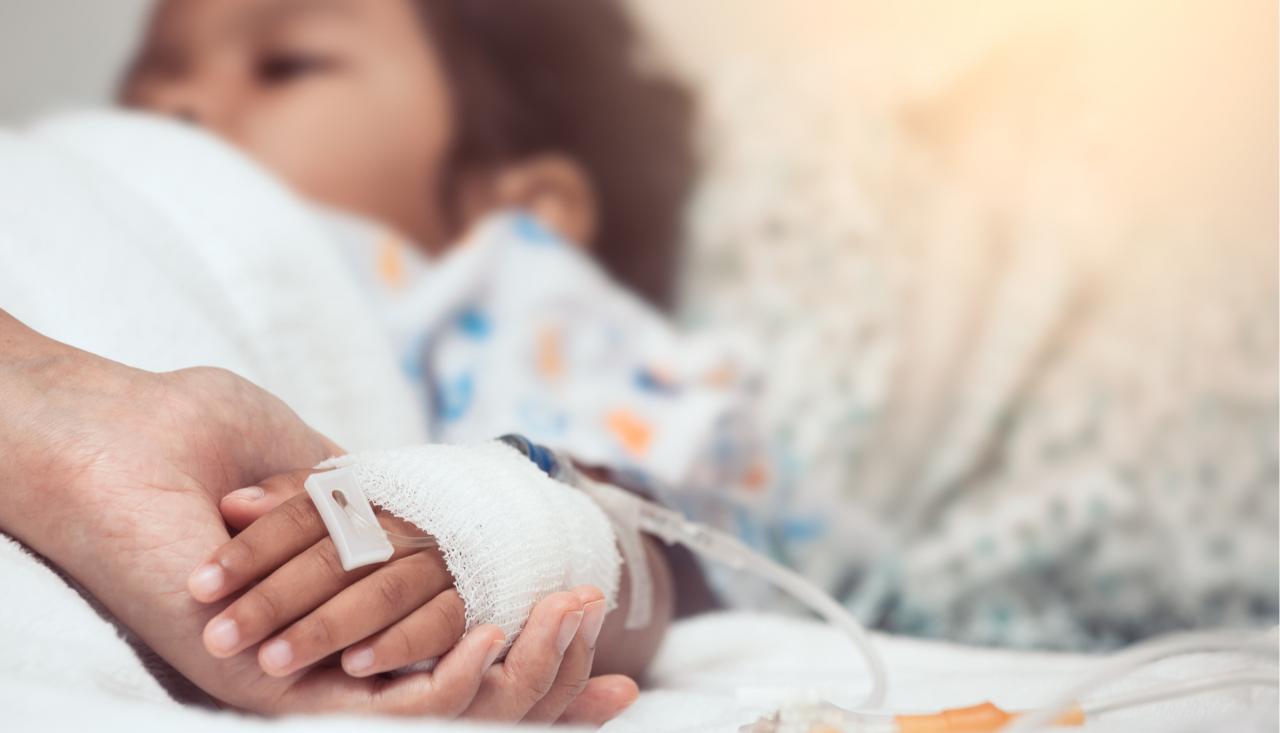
top-left (122, 0), bottom-right (695, 310)
top-left (125, 0), bottom-right (756, 708)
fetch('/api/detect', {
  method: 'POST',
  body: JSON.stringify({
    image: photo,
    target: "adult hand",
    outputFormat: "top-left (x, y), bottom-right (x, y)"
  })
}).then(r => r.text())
top-left (0, 311), bottom-right (635, 722)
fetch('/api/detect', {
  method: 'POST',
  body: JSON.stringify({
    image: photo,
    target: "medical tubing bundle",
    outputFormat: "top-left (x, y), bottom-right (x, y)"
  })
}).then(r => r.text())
top-left (743, 628), bottom-right (1278, 733)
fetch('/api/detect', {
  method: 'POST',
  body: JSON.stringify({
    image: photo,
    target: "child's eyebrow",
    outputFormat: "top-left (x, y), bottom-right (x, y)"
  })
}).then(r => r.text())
top-left (120, 0), bottom-right (358, 94)
top-left (233, 0), bottom-right (357, 37)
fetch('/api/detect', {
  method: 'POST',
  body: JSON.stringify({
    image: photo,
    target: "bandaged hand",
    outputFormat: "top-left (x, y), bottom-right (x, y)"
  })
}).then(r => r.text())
top-left (188, 468), bottom-right (634, 724)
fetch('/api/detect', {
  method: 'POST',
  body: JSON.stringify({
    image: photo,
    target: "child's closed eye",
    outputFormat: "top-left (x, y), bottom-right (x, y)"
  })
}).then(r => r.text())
top-left (256, 51), bottom-right (339, 85)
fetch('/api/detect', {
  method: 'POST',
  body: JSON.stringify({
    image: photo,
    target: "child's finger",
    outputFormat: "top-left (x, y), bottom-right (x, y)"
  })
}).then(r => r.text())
top-left (277, 624), bottom-right (504, 717)
top-left (462, 591), bottom-right (585, 721)
top-left (341, 589), bottom-right (468, 677)
top-left (369, 624), bottom-right (506, 717)
top-left (521, 586), bottom-right (608, 723)
top-left (257, 549), bottom-right (454, 677)
top-left (189, 491), bottom-right (329, 603)
top-left (220, 469), bottom-right (319, 531)
top-left (201, 537), bottom-right (375, 658)
top-left (557, 675), bottom-right (640, 726)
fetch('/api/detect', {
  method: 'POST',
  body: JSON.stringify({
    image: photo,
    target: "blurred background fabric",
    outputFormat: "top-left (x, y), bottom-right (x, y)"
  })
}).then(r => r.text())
top-left (1, 0), bottom-right (1275, 650)
top-left (635, 0), bottom-right (1278, 648)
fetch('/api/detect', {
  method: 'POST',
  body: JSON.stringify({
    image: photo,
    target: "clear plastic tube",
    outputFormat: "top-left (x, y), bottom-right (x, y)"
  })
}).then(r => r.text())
top-left (1006, 628), bottom-right (1279, 732)
top-left (1085, 670), bottom-right (1280, 716)
top-left (648, 501), bottom-right (889, 708)
top-left (579, 467), bottom-right (889, 709)
top-left (340, 498), bottom-right (437, 549)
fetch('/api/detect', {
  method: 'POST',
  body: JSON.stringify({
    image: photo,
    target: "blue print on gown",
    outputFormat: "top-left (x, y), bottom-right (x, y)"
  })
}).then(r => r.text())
top-left (436, 372), bottom-right (474, 422)
top-left (633, 367), bottom-right (681, 396)
top-left (517, 399), bottom-right (569, 436)
top-left (512, 211), bottom-right (559, 245)
top-left (400, 339), bottom-right (426, 379)
top-left (456, 307), bottom-right (491, 339)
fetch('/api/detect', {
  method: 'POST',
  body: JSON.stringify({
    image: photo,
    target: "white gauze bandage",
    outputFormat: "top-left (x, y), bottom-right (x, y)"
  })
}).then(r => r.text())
top-left (317, 442), bottom-right (622, 647)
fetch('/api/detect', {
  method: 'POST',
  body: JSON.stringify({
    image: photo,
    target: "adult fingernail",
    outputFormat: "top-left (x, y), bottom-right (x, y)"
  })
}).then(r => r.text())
top-left (227, 486), bottom-right (264, 501)
top-left (188, 563), bottom-right (225, 598)
top-left (580, 600), bottom-right (606, 648)
top-left (261, 639), bottom-right (294, 672)
top-left (205, 617), bottom-right (239, 654)
top-left (556, 611), bottom-right (584, 655)
top-left (345, 645), bottom-right (375, 674)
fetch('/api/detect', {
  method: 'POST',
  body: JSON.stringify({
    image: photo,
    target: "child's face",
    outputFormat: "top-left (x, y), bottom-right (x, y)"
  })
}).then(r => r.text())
top-left (123, 0), bottom-right (456, 248)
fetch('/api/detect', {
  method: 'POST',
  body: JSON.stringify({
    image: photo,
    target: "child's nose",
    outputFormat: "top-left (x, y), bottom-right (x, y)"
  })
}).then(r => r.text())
top-left (145, 81), bottom-right (217, 127)
top-left (133, 65), bottom-right (243, 133)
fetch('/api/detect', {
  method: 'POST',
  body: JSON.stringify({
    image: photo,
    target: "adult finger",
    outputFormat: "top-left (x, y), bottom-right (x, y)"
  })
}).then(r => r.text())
top-left (463, 591), bottom-right (584, 721)
top-left (342, 588), bottom-right (468, 677)
top-left (522, 586), bottom-right (608, 723)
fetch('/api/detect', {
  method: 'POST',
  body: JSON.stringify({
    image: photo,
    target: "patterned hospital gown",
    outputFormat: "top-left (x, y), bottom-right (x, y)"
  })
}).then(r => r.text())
top-left (328, 199), bottom-right (1278, 652)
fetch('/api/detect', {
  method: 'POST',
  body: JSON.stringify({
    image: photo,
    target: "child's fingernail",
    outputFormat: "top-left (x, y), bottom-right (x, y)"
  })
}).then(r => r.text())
top-left (206, 617), bottom-right (240, 654)
top-left (261, 639), bottom-right (294, 672)
top-left (345, 645), bottom-right (375, 674)
top-left (580, 600), bottom-right (606, 648)
top-left (483, 638), bottom-right (504, 668)
top-left (189, 563), bottom-right (225, 598)
top-left (227, 486), bottom-right (265, 502)
top-left (556, 611), bottom-right (584, 655)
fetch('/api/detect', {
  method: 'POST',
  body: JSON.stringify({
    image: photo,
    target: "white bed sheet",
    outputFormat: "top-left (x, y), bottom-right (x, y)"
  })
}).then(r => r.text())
top-left (617, 613), bottom-right (1277, 732)
top-left (5, 522), bottom-right (1272, 733)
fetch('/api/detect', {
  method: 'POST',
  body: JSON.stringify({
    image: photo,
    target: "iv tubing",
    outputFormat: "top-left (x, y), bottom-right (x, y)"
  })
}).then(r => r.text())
top-left (591, 472), bottom-right (889, 708)
top-left (727, 535), bottom-right (889, 709)
top-left (341, 499), bottom-right (438, 549)
top-left (1006, 628), bottom-right (1279, 732)
top-left (1084, 670), bottom-right (1280, 716)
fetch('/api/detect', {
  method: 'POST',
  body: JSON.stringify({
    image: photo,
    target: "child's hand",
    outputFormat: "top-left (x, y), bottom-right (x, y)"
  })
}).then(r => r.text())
top-left (188, 470), bottom-right (466, 677)
top-left (188, 469), bottom-right (630, 724)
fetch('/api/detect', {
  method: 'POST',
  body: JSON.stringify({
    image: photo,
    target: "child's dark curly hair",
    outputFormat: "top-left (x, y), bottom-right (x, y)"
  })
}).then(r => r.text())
top-left (414, 0), bottom-right (698, 309)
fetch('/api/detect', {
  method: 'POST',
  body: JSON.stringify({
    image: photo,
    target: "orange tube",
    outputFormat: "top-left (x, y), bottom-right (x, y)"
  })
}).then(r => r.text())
top-left (895, 701), bottom-right (1085, 733)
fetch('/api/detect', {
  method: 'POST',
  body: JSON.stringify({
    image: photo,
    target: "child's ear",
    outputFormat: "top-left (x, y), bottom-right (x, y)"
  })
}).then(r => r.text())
top-left (490, 155), bottom-right (598, 249)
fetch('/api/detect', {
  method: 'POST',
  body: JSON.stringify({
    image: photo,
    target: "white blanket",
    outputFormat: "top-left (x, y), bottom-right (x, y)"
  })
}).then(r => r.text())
top-left (0, 112), bottom-right (1272, 731)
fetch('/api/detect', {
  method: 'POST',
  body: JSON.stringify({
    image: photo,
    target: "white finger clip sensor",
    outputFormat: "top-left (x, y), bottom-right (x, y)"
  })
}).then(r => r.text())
top-left (306, 467), bottom-right (394, 571)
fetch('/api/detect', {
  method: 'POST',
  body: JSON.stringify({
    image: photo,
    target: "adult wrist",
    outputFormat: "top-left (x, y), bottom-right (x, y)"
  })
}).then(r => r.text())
top-left (0, 309), bottom-right (64, 365)
top-left (0, 310), bottom-right (96, 547)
